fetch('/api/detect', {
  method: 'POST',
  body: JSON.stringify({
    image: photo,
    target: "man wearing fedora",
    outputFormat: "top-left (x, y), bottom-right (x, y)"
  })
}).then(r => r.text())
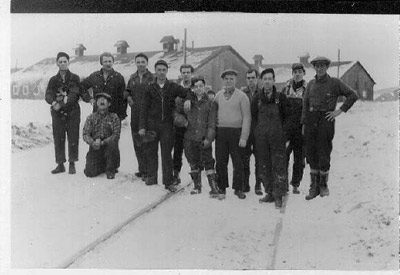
top-left (139, 60), bottom-right (193, 192)
top-left (83, 93), bottom-right (121, 179)
top-left (302, 56), bottom-right (358, 200)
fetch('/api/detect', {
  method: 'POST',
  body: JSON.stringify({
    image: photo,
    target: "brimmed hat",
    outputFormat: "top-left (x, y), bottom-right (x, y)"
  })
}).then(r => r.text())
top-left (292, 63), bottom-right (305, 72)
top-left (155, 59), bottom-right (168, 68)
top-left (220, 69), bottom-right (238, 79)
top-left (310, 56), bottom-right (331, 66)
top-left (94, 92), bottom-right (112, 100)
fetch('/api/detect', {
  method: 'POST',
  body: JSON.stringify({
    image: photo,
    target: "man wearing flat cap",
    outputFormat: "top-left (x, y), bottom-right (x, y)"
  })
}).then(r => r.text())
top-left (213, 69), bottom-right (251, 200)
top-left (281, 63), bottom-right (307, 195)
top-left (139, 60), bottom-right (193, 192)
top-left (302, 56), bottom-right (358, 200)
top-left (45, 52), bottom-right (82, 175)
top-left (83, 92), bottom-right (121, 179)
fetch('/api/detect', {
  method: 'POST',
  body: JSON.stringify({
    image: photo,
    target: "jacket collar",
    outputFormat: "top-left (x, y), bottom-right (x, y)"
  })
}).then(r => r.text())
top-left (261, 86), bottom-right (277, 102)
top-left (315, 73), bottom-right (330, 83)
top-left (132, 69), bottom-right (152, 79)
top-left (56, 70), bottom-right (71, 82)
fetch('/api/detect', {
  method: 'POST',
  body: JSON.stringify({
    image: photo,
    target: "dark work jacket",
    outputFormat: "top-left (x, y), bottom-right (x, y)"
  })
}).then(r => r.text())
top-left (81, 69), bottom-right (127, 120)
top-left (139, 79), bottom-right (193, 130)
top-left (125, 70), bottom-right (154, 131)
top-left (281, 79), bottom-right (306, 135)
top-left (45, 70), bottom-right (81, 113)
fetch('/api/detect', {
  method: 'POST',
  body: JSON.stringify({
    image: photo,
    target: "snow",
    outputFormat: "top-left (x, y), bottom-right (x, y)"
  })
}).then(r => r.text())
top-left (9, 99), bottom-right (399, 271)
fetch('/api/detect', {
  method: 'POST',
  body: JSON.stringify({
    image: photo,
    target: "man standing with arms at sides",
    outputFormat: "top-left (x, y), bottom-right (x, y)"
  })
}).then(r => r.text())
top-left (139, 60), bottom-right (193, 192)
top-left (214, 70), bottom-right (251, 200)
top-left (281, 63), bottom-right (307, 194)
top-left (172, 64), bottom-right (194, 185)
top-left (302, 56), bottom-right (358, 200)
top-left (45, 52), bottom-right (81, 175)
top-left (241, 69), bottom-right (263, 196)
top-left (81, 52), bottom-right (127, 173)
top-left (124, 53), bottom-right (154, 181)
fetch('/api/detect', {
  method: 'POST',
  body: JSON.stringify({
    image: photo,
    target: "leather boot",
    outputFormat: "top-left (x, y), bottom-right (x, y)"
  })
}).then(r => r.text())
top-left (207, 173), bottom-right (219, 198)
top-left (51, 163), bottom-right (65, 174)
top-left (255, 179), bottom-right (263, 196)
top-left (68, 162), bottom-right (76, 174)
top-left (190, 171), bottom-right (201, 195)
top-left (145, 176), bottom-right (158, 186)
top-left (259, 193), bottom-right (275, 203)
top-left (319, 171), bottom-right (330, 197)
top-left (305, 171), bottom-right (320, 200)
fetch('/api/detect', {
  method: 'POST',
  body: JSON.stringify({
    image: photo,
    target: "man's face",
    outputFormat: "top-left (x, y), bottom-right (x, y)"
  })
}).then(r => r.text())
top-left (101, 56), bottom-right (114, 71)
top-left (155, 65), bottom-right (168, 80)
top-left (193, 80), bottom-right (205, 97)
top-left (56, 57), bottom-right (69, 71)
top-left (96, 97), bottom-right (111, 110)
top-left (181, 67), bottom-right (192, 82)
top-left (246, 71), bottom-right (258, 88)
top-left (223, 74), bottom-right (237, 89)
top-left (262, 73), bottom-right (275, 90)
top-left (135, 57), bottom-right (148, 72)
top-left (314, 62), bottom-right (328, 77)
top-left (292, 69), bottom-right (305, 83)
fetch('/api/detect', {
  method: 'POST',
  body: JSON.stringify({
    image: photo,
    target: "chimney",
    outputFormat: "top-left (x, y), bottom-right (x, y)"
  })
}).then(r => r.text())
top-left (252, 54), bottom-right (264, 68)
top-left (298, 52), bottom-right (310, 66)
top-left (160, 35), bottom-right (179, 53)
top-left (74, 44), bottom-right (86, 57)
top-left (114, 40), bottom-right (129, 55)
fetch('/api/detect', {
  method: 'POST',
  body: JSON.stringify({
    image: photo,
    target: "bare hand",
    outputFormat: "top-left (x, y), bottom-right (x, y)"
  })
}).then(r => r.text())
top-left (183, 100), bottom-right (191, 113)
top-left (325, 109), bottom-right (343, 121)
top-left (127, 96), bottom-right (134, 107)
top-left (201, 139), bottom-right (211, 149)
top-left (92, 138), bottom-right (101, 150)
top-left (138, 129), bottom-right (146, 137)
top-left (238, 139), bottom-right (247, 148)
top-left (63, 96), bottom-right (68, 104)
top-left (285, 141), bottom-right (290, 149)
top-left (90, 98), bottom-right (96, 106)
top-left (53, 103), bottom-right (61, 111)
top-left (301, 124), bottom-right (305, 136)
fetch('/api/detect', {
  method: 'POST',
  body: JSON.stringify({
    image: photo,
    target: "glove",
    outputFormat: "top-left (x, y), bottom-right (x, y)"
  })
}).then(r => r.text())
top-left (238, 139), bottom-right (247, 148)
top-left (201, 139), bottom-right (211, 149)
top-left (138, 129), bottom-right (146, 137)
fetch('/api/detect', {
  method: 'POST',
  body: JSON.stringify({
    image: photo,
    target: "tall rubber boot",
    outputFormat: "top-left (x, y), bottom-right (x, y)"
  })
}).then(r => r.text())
top-left (305, 170), bottom-right (320, 200)
top-left (207, 173), bottom-right (219, 198)
top-left (190, 171), bottom-right (201, 195)
top-left (319, 171), bottom-right (330, 197)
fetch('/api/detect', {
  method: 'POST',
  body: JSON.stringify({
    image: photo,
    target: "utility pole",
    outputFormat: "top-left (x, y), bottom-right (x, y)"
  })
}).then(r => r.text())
top-left (337, 49), bottom-right (340, 78)
top-left (183, 28), bottom-right (187, 64)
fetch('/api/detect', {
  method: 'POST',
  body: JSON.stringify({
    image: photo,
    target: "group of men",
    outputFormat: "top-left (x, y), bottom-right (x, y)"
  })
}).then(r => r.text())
top-left (45, 50), bottom-right (358, 209)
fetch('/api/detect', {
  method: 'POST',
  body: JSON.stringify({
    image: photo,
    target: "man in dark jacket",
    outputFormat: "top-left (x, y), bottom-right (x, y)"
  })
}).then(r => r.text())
top-left (138, 60), bottom-right (193, 192)
top-left (302, 56), bottom-right (358, 200)
top-left (241, 69), bottom-right (263, 195)
top-left (45, 52), bottom-right (81, 175)
top-left (253, 68), bottom-right (289, 209)
top-left (281, 63), bottom-right (307, 194)
top-left (124, 53), bottom-right (154, 180)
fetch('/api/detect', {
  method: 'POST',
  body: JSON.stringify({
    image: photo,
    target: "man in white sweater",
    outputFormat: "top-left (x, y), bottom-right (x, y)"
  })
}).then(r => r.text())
top-left (213, 69), bottom-right (251, 199)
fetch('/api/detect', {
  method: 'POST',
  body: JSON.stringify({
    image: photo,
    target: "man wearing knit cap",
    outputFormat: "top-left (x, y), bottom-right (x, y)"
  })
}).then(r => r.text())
top-left (45, 52), bottom-right (82, 175)
top-left (214, 69), bottom-right (251, 200)
top-left (302, 56), bottom-right (358, 200)
top-left (254, 68), bottom-right (289, 209)
top-left (139, 60), bottom-right (193, 192)
top-left (281, 63), bottom-right (307, 194)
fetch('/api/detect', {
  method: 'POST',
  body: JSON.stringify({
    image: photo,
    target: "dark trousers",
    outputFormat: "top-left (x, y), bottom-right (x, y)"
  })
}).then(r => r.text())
top-left (304, 111), bottom-right (335, 172)
top-left (173, 126), bottom-right (186, 172)
top-left (51, 107), bottom-right (80, 164)
top-left (184, 139), bottom-right (215, 172)
top-left (243, 131), bottom-right (260, 188)
top-left (144, 121), bottom-right (175, 186)
top-left (215, 127), bottom-right (245, 191)
top-left (131, 126), bottom-right (147, 175)
top-left (286, 131), bottom-right (305, 187)
top-left (84, 140), bottom-right (119, 177)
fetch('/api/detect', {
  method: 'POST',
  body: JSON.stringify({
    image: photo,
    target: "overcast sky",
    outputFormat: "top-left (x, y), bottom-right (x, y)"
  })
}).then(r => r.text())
top-left (11, 13), bottom-right (399, 90)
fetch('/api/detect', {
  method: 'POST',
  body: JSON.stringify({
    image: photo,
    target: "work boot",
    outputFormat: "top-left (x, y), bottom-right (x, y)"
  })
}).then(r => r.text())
top-left (68, 162), bottom-right (76, 174)
top-left (106, 170), bottom-right (115, 179)
top-left (190, 171), bottom-right (202, 195)
top-left (234, 189), bottom-right (246, 199)
top-left (141, 173), bottom-right (147, 182)
top-left (259, 193), bottom-right (275, 203)
top-left (319, 171), bottom-right (330, 197)
top-left (305, 171), bottom-right (320, 200)
top-left (173, 170), bottom-right (181, 185)
top-left (166, 183), bottom-right (179, 193)
top-left (207, 173), bottom-right (219, 198)
top-left (134, 171), bottom-right (142, 177)
top-left (255, 180), bottom-right (263, 196)
top-left (218, 188), bottom-right (226, 200)
top-left (51, 163), bottom-right (65, 174)
top-left (145, 176), bottom-right (158, 186)
top-left (275, 196), bottom-right (283, 209)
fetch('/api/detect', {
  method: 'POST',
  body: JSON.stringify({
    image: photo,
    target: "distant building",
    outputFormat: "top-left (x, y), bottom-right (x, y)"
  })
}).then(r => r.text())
top-left (11, 36), bottom-right (252, 100)
top-left (252, 52), bottom-right (376, 101)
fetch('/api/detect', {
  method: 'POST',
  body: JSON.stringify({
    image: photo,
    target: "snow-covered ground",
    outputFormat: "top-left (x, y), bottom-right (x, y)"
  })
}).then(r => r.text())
top-left (9, 99), bottom-right (399, 272)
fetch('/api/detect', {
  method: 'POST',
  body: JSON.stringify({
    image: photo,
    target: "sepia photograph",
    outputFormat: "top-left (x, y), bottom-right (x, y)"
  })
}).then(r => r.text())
top-left (1, 9), bottom-right (399, 275)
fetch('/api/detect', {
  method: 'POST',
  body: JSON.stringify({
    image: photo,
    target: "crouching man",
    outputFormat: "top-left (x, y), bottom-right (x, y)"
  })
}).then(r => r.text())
top-left (83, 93), bottom-right (121, 179)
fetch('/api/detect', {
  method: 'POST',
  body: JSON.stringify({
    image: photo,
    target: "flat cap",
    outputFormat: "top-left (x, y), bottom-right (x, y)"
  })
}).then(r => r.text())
top-left (154, 59), bottom-right (169, 68)
top-left (310, 56), bottom-right (331, 66)
top-left (94, 92), bottom-right (112, 100)
top-left (292, 63), bottom-right (305, 72)
top-left (56, 52), bottom-right (70, 61)
top-left (220, 69), bottom-right (238, 79)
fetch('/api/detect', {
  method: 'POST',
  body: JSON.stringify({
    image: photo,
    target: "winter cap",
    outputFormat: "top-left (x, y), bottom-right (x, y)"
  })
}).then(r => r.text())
top-left (310, 56), bottom-right (331, 66)
top-left (220, 69), bottom-right (238, 79)
top-left (56, 52), bottom-right (70, 61)
top-left (154, 59), bottom-right (168, 68)
top-left (260, 68), bottom-right (275, 79)
top-left (135, 53), bottom-right (149, 62)
top-left (292, 63), bottom-right (305, 72)
top-left (95, 92), bottom-right (112, 101)
top-left (191, 75), bottom-right (206, 86)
